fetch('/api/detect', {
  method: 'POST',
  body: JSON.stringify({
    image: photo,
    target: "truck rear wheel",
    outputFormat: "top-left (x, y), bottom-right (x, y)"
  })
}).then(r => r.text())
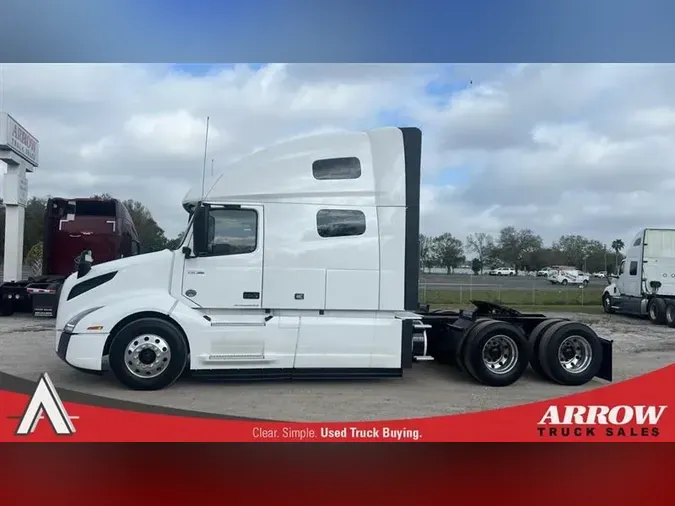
top-left (666, 302), bottom-right (675, 328)
top-left (536, 322), bottom-right (602, 386)
top-left (461, 320), bottom-right (530, 387)
top-left (527, 318), bottom-right (565, 379)
top-left (109, 318), bottom-right (188, 391)
top-left (648, 298), bottom-right (667, 325)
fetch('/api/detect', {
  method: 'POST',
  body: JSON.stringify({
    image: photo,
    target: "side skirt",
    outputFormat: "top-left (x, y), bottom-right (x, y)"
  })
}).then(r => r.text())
top-left (190, 367), bottom-right (403, 382)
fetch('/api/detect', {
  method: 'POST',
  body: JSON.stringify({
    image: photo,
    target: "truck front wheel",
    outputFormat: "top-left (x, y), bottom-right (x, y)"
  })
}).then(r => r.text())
top-left (602, 293), bottom-right (614, 314)
top-left (109, 318), bottom-right (188, 391)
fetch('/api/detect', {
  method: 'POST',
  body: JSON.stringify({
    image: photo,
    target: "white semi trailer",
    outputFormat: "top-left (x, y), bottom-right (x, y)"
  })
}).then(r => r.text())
top-left (54, 127), bottom-right (613, 391)
top-left (603, 228), bottom-right (675, 326)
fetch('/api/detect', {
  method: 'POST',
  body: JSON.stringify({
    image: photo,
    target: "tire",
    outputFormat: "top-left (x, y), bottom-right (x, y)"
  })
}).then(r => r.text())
top-left (582, 280), bottom-right (589, 287)
top-left (648, 298), bottom-right (667, 325)
top-left (666, 302), bottom-right (675, 328)
top-left (455, 318), bottom-right (493, 378)
top-left (537, 321), bottom-right (603, 386)
top-left (561, 279), bottom-right (568, 286)
top-left (109, 317), bottom-right (188, 391)
top-left (602, 293), bottom-right (614, 314)
top-left (527, 318), bottom-right (565, 380)
top-left (461, 320), bottom-right (530, 387)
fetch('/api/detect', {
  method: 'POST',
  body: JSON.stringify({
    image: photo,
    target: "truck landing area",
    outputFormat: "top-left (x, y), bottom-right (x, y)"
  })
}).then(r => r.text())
top-left (0, 313), bottom-right (672, 422)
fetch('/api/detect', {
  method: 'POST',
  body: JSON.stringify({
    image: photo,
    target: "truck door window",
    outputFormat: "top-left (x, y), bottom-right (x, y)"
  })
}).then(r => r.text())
top-left (316, 209), bottom-right (366, 238)
top-left (629, 261), bottom-right (638, 275)
top-left (633, 237), bottom-right (642, 246)
top-left (207, 208), bottom-right (258, 256)
top-left (618, 260), bottom-right (625, 275)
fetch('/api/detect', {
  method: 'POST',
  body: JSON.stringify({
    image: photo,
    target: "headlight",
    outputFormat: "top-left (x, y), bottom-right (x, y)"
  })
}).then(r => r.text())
top-left (64, 306), bottom-right (103, 333)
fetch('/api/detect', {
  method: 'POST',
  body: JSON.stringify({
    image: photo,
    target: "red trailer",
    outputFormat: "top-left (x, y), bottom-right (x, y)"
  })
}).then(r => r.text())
top-left (0, 197), bottom-right (140, 317)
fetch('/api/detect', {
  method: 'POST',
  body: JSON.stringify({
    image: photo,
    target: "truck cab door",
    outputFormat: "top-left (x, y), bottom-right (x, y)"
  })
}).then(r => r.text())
top-left (615, 260), bottom-right (627, 294)
top-left (182, 204), bottom-right (263, 310)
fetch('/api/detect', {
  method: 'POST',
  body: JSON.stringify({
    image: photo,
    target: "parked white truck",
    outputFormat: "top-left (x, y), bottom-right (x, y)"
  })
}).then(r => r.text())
top-left (54, 127), bottom-right (613, 391)
top-left (603, 228), bottom-right (675, 326)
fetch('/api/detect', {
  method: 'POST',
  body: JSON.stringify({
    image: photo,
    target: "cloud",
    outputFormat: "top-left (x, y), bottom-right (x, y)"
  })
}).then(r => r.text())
top-left (1, 63), bottom-right (674, 250)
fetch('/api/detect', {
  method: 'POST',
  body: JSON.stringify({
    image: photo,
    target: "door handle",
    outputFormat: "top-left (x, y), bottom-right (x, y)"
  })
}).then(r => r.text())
top-left (243, 292), bottom-right (260, 300)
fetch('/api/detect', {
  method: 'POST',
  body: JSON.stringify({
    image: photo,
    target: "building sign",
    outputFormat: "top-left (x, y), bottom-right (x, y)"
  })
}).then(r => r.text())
top-left (0, 112), bottom-right (39, 167)
top-left (3, 172), bottom-right (29, 207)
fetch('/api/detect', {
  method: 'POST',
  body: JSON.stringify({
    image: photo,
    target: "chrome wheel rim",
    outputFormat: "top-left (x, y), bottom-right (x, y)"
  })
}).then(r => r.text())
top-left (649, 305), bottom-right (657, 320)
top-left (124, 334), bottom-right (171, 379)
top-left (603, 296), bottom-right (610, 310)
top-left (667, 305), bottom-right (675, 323)
top-left (481, 335), bottom-right (519, 375)
top-left (557, 335), bottom-right (592, 374)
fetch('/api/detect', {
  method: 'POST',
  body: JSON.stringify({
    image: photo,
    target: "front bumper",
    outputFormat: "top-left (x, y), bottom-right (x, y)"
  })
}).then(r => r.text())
top-left (55, 330), bottom-right (109, 373)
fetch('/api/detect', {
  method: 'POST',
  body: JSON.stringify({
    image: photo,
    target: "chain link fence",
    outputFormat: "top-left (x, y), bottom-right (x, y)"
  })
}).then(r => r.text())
top-left (418, 278), bottom-right (604, 307)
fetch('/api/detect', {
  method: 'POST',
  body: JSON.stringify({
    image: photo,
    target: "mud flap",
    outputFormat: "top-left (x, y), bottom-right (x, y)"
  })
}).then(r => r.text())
top-left (597, 337), bottom-right (613, 382)
top-left (32, 292), bottom-right (59, 318)
top-left (401, 319), bottom-right (413, 369)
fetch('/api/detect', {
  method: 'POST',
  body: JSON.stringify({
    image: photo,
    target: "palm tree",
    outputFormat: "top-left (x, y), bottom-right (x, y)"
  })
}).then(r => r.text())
top-left (611, 239), bottom-right (625, 270)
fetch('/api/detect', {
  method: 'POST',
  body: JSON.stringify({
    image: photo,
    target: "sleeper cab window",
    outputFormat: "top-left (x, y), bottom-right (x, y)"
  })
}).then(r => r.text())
top-left (208, 208), bottom-right (258, 255)
top-left (316, 209), bottom-right (366, 238)
top-left (633, 237), bottom-right (642, 246)
top-left (312, 157), bottom-right (361, 180)
top-left (629, 261), bottom-right (638, 276)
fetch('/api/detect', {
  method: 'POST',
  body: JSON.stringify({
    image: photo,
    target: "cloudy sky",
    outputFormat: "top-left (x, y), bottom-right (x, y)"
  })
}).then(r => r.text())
top-left (1, 63), bottom-right (673, 246)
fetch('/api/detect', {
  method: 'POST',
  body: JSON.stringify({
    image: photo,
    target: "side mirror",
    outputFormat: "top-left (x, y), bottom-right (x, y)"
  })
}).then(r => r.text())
top-left (192, 204), bottom-right (209, 256)
top-left (77, 250), bottom-right (93, 278)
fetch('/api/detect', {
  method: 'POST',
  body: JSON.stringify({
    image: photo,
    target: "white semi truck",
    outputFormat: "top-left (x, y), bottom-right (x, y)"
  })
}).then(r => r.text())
top-left (603, 228), bottom-right (675, 326)
top-left (54, 127), bottom-right (613, 391)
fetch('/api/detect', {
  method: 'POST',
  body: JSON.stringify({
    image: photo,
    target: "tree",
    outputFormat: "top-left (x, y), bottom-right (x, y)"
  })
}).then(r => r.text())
top-left (471, 257), bottom-right (482, 275)
top-left (611, 239), bottom-right (625, 270)
top-left (25, 241), bottom-right (43, 276)
top-left (495, 226), bottom-right (543, 273)
top-left (419, 234), bottom-right (434, 271)
top-left (432, 233), bottom-right (465, 273)
top-left (466, 232), bottom-right (494, 274)
top-left (23, 197), bottom-right (47, 254)
top-left (166, 232), bottom-right (185, 250)
top-left (123, 199), bottom-right (169, 253)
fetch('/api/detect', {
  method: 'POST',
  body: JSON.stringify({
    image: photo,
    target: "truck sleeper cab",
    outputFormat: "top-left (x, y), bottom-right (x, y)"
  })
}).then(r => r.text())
top-left (603, 228), bottom-right (675, 326)
top-left (55, 127), bottom-right (613, 391)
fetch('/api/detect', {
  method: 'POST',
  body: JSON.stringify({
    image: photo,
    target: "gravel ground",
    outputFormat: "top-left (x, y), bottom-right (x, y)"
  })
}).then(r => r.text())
top-left (0, 312), bottom-right (672, 422)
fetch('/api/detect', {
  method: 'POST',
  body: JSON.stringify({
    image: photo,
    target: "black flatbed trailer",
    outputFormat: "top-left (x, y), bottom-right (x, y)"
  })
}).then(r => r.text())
top-left (411, 300), bottom-right (613, 387)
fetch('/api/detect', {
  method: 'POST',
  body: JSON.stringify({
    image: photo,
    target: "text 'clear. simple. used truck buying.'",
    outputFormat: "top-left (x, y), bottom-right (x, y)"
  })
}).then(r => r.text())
top-left (0, 197), bottom-right (141, 318)
top-left (603, 227), bottom-right (675, 326)
top-left (53, 127), bottom-right (613, 391)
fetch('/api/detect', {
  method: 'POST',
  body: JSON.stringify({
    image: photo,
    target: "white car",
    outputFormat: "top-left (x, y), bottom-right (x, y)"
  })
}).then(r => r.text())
top-left (489, 267), bottom-right (516, 276)
top-left (548, 269), bottom-right (590, 286)
top-left (593, 271), bottom-right (606, 278)
top-left (537, 268), bottom-right (554, 277)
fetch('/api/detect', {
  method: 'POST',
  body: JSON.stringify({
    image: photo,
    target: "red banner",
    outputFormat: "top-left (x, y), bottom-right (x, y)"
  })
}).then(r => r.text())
top-left (1, 365), bottom-right (672, 442)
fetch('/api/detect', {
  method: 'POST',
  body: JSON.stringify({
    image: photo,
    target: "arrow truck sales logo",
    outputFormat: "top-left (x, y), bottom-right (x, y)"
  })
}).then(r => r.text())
top-left (538, 405), bottom-right (667, 438)
top-left (12, 373), bottom-right (78, 436)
